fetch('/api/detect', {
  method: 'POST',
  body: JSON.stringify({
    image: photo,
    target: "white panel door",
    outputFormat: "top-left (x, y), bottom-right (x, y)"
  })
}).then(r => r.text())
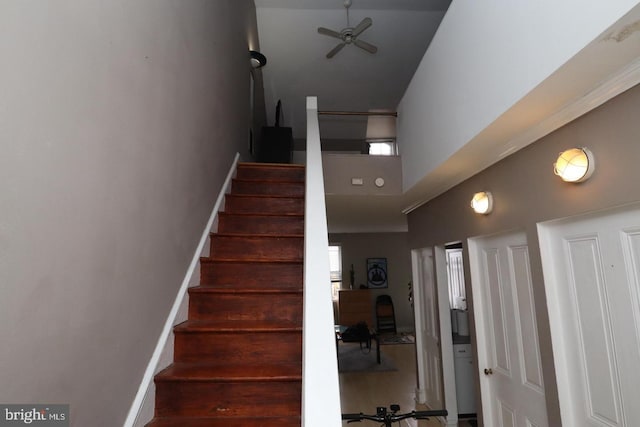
top-left (413, 248), bottom-right (444, 409)
top-left (539, 205), bottom-right (640, 426)
top-left (469, 231), bottom-right (548, 427)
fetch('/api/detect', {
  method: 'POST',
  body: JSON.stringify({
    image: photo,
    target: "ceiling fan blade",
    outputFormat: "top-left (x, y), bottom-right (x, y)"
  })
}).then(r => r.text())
top-left (318, 27), bottom-right (342, 39)
top-left (354, 39), bottom-right (378, 54)
top-left (352, 17), bottom-right (372, 37)
top-left (326, 43), bottom-right (346, 58)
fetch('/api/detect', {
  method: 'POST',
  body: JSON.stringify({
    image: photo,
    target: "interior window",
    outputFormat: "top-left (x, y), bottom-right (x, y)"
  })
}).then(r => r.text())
top-left (329, 244), bottom-right (342, 300)
top-left (446, 245), bottom-right (467, 310)
top-left (368, 141), bottom-right (397, 156)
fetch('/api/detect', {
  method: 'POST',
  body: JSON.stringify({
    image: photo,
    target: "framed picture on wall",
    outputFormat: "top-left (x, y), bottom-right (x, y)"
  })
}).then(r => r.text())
top-left (367, 258), bottom-right (388, 288)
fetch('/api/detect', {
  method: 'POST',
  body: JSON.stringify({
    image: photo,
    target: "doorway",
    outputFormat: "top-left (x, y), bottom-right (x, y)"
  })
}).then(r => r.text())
top-left (538, 203), bottom-right (640, 426)
top-left (445, 243), bottom-right (477, 425)
top-left (412, 246), bottom-right (476, 426)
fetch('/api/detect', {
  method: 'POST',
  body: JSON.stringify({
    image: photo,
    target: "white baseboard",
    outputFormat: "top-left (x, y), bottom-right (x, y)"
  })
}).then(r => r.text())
top-left (123, 153), bottom-right (240, 427)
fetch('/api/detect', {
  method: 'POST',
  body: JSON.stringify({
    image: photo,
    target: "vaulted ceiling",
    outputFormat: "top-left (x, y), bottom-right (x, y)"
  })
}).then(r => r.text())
top-left (255, 0), bottom-right (450, 142)
top-left (255, 0), bottom-right (450, 232)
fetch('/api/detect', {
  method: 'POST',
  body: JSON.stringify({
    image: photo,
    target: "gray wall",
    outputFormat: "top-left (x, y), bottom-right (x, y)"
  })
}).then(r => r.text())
top-left (330, 232), bottom-right (414, 332)
top-left (0, 1), bottom-right (261, 425)
top-left (323, 154), bottom-right (402, 196)
top-left (407, 83), bottom-right (640, 426)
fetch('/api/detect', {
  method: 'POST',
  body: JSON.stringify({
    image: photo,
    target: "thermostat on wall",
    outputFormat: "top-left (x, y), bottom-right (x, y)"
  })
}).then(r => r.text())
top-left (374, 177), bottom-right (385, 187)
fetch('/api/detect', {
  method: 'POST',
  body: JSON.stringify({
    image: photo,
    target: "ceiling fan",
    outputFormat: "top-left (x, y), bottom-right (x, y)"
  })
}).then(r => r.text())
top-left (317, 0), bottom-right (378, 59)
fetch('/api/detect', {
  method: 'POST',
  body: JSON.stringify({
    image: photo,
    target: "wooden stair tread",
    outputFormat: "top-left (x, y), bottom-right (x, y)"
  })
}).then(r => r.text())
top-left (238, 162), bottom-right (304, 169)
top-left (210, 232), bottom-right (304, 238)
top-left (147, 416), bottom-right (301, 427)
top-left (198, 258), bottom-right (303, 288)
top-left (200, 258), bottom-right (302, 265)
top-left (217, 213), bottom-right (304, 235)
top-left (207, 251), bottom-right (303, 262)
top-left (224, 194), bottom-right (304, 216)
top-left (233, 176), bottom-right (305, 184)
top-left (156, 362), bottom-right (302, 381)
top-left (188, 286), bottom-right (302, 294)
top-left (233, 177), bottom-right (304, 183)
top-left (174, 320), bottom-right (302, 332)
top-left (226, 193), bottom-right (304, 200)
top-left (208, 234), bottom-right (303, 262)
top-left (219, 212), bottom-right (304, 218)
top-left (208, 257), bottom-right (303, 263)
top-left (214, 231), bottom-right (304, 238)
top-left (239, 161), bottom-right (304, 166)
top-left (231, 179), bottom-right (304, 197)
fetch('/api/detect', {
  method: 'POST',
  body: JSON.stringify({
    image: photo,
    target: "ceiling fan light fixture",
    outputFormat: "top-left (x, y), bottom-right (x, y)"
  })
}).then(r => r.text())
top-left (316, 0), bottom-right (377, 58)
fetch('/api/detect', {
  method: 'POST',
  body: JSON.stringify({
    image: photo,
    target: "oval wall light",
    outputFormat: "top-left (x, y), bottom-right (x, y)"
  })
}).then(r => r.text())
top-left (250, 50), bottom-right (267, 69)
top-left (470, 191), bottom-right (493, 215)
top-left (553, 147), bottom-right (595, 183)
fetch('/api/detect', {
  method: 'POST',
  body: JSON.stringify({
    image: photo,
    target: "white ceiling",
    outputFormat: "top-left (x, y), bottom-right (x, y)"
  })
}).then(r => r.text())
top-left (255, 0), bottom-right (450, 232)
top-left (255, 0), bottom-right (450, 140)
top-left (256, 0), bottom-right (451, 10)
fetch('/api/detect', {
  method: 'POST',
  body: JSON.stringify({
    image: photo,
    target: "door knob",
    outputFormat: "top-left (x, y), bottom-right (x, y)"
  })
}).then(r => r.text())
top-left (484, 368), bottom-right (493, 375)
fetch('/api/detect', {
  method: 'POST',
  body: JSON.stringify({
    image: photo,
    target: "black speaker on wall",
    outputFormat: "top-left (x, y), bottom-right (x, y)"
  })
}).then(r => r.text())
top-left (258, 126), bottom-right (292, 164)
top-left (258, 100), bottom-right (292, 164)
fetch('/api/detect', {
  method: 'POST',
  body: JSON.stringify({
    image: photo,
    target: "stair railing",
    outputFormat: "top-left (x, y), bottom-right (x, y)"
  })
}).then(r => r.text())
top-left (302, 96), bottom-right (342, 426)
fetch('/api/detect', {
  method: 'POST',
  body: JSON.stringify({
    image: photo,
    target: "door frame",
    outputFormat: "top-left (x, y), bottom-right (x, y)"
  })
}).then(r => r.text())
top-left (435, 245), bottom-right (459, 426)
top-left (411, 247), bottom-right (458, 425)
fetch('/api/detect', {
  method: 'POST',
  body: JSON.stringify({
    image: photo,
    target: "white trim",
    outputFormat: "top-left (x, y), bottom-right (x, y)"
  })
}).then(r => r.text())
top-left (123, 153), bottom-right (240, 427)
top-left (494, 57), bottom-right (640, 163)
top-left (435, 246), bottom-right (459, 426)
top-left (301, 96), bottom-right (342, 427)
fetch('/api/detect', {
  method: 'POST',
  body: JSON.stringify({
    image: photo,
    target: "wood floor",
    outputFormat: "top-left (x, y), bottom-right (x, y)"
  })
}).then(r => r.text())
top-left (339, 343), bottom-right (474, 427)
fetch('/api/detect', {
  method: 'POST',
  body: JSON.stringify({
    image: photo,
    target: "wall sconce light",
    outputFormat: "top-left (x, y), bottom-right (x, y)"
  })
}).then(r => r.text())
top-left (471, 191), bottom-right (493, 215)
top-left (553, 147), bottom-right (595, 182)
top-left (250, 50), bottom-right (267, 69)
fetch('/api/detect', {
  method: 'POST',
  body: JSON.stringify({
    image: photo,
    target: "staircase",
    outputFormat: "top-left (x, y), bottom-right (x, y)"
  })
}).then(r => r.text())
top-left (146, 162), bottom-right (305, 427)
